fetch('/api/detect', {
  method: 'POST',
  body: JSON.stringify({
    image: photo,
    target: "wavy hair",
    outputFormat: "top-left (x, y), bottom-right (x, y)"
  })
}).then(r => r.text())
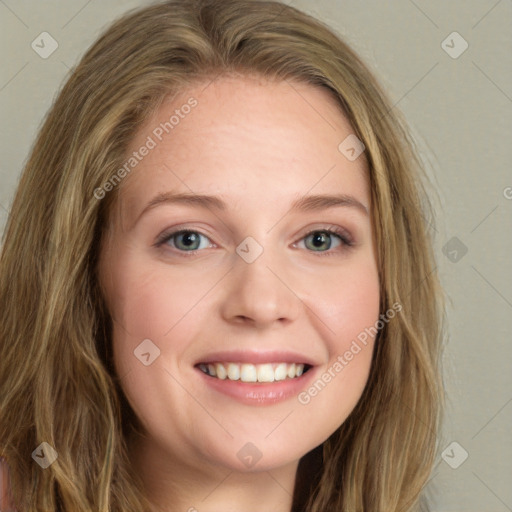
top-left (0, 0), bottom-right (445, 510)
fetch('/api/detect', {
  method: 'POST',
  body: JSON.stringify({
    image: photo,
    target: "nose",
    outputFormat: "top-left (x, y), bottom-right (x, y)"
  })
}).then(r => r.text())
top-left (219, 242), bottom-right (301, 329)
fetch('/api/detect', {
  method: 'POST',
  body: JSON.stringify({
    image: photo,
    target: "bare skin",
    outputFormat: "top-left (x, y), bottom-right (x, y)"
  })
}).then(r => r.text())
top-left (98, 75), bottom-right (380, 512)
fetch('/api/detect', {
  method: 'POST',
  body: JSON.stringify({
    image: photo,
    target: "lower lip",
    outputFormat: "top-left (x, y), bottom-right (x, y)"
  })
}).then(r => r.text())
top-left (195, 366), bottom-right (317, 405)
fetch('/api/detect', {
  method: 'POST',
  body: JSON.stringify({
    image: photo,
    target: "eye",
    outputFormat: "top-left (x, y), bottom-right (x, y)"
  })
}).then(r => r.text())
top-left (156, 230), bottom-right (213, 252)
top-left (154, 226), bottom-right (353, 256)
top-left (296, 228), bottom-right (353, 254)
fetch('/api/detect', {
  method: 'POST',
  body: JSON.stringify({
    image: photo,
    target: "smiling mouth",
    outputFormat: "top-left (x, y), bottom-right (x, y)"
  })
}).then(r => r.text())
top-left (196, 362), bottom-right (312, 383)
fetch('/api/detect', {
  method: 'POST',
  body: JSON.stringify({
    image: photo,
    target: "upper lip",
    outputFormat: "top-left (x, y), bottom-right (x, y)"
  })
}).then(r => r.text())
top-left (194, 350), bottom-right (318, 366)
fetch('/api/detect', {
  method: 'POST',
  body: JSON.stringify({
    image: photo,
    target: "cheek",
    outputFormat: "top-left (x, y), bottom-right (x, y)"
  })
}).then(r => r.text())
top-left (297, 256), bottom-right (380, 429)
top-left (105, 250), bottom-right (200, 377)
top-left (310, 253), bottom-right (380, 348)
top-left (334, 268), bottom-right (380, 344)
top-left (105, 254), bottom-right (210, 445)
top-left (107, 247), bottom-right (214, 338)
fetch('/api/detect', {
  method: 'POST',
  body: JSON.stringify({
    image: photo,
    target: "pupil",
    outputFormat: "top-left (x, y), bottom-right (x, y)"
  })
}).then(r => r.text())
top-left (313, 232), bottom-right (328, 248)
top-left (182, 232), bottom-right (197, 246)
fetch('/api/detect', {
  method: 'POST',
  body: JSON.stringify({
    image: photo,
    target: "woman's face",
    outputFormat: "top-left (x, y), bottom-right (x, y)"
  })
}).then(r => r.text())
top-left (99, 75), bottom-right (380, 475)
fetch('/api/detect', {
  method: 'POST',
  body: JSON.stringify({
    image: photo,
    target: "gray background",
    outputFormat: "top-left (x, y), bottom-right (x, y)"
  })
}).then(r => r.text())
top-left (1, 1), bottom-right (511, 510)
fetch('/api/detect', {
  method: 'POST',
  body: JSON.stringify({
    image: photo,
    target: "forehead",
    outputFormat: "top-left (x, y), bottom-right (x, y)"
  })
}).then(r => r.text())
top-left (117, 75), bottom-right (369, 223)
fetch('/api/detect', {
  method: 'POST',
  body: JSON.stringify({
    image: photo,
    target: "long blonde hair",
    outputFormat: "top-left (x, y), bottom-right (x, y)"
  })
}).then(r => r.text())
top-left (0, 1), bottom-right (445, 510)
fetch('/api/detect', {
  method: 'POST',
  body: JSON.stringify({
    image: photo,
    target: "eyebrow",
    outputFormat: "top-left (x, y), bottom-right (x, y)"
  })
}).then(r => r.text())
top-left (134, 191), bottom-right (368, 227)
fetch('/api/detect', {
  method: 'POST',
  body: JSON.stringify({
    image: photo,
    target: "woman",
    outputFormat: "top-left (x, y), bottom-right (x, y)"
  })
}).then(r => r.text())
top-left (0, 0), bottom-right (445, 510)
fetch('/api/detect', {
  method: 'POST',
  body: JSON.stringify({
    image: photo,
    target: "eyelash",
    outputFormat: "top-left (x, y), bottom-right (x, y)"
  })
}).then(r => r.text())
top-left (154, 226), bottom-right (354, 257)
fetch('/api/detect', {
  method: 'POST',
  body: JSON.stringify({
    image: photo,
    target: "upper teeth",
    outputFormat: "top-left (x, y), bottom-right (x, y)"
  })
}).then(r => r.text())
top-left (198, 362), bottom-right (306, 382)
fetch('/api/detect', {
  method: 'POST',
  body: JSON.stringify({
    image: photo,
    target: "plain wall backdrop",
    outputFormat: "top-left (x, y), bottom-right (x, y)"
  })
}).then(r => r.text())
top-left (1, 1), bottom-right (511, 510)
